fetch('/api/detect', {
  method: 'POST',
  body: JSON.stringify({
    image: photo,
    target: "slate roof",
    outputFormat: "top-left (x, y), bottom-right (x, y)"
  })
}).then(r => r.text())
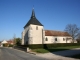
top-left (24, 8), bottom-right (43, 28)
top-left (45, 30), bottom-right (71, 36)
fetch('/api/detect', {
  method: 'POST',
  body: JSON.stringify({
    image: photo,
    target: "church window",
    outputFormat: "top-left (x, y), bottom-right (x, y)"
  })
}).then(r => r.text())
top-left (63, 38), bottom-right (65, 41)
top-left (45, 37), bottom-right (48, 41)
top-left (36, 26), bottom-right (38, 30)
top-left (55, 38), bottom-right (57, 41)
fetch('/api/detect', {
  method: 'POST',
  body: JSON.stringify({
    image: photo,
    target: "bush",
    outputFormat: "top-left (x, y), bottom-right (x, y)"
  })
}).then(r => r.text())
top-left (29, 44), bottom-right (43, 49)
top-left (28, 43), bottom-right (80, 49)
top-left (3, 43), bottom-right (8, 47)
top-left (17, 43), bottom-right (80, 49)
top-left (8, 44), bottom-right (13, 47)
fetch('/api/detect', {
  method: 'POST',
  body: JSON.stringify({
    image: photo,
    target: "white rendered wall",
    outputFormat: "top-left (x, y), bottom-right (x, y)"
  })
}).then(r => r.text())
top-left (44, 36), bottom-right (72, 44)
top-left (28, 24), bottom-right (44, 44)
top-left (22, 26), bottom-right (29, 45)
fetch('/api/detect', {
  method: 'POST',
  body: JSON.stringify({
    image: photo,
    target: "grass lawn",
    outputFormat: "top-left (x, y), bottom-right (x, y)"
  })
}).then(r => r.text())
top-left (32, 46), bottom-right (80, 53)
top-left (32, 48), bottom-right (69, 53)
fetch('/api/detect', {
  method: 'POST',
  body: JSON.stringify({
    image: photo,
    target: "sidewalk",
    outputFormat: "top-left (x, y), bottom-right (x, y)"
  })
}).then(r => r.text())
top-left (36, 48), bottom-right (80, 60)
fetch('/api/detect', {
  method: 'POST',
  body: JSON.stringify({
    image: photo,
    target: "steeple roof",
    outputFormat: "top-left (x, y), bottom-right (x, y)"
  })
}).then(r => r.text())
top-left (31, 8), bottom-right (35, 18)
top-left (24, 8), bottom-right (43, 28)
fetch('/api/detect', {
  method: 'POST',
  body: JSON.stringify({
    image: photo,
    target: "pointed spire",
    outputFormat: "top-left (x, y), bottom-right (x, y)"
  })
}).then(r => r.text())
top-left (31, 7), bottom-right (35, 18)
top-left (24, 7), bottom-right (43, 28)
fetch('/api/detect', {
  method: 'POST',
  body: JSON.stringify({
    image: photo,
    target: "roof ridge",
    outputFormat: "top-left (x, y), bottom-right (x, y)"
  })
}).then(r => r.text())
top-left (45, 30), bottom-right (66, 33)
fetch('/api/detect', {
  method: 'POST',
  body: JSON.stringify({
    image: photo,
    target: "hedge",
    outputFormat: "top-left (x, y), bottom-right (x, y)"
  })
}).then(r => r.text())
top-left (28, 43), bottom-right (80, 49)
top-left (8, 44), bottom-right (13, 47)
top-left (18, 43), bottom-right (80, 49)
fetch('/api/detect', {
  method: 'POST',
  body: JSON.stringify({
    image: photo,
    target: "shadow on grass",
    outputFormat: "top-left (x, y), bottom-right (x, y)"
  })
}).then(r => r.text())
top-left (43, 44), bottom-right (69, 52)
top-left (69, 54), bottom-right (80, 59)
top-left (47, 48), bottom-right (69, 52)
top-left (43, 44), bottom-right (80, 59)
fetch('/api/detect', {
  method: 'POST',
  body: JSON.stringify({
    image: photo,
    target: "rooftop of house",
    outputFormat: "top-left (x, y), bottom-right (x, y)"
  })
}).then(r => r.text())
top-left (7, 40), bottom-right (14, 44)
top-left (45, 30), bottom-right (71, 36)
top-left (1, 40), bottom-right (8, 43)
top-left (24, 8), bottom-right (43, 28)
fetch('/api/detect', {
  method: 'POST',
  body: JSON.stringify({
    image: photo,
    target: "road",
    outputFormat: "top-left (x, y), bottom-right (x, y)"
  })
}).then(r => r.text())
top-left (0, 47), bottom-right (46, 60)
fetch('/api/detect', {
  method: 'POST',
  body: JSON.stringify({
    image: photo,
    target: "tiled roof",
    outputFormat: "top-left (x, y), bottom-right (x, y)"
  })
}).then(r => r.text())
top-left (45, 30), bottom-right (71, 36)
top-left (7, 40), bottom-right (14, 44)
top-left (24, 8), bottom-right (43, 28)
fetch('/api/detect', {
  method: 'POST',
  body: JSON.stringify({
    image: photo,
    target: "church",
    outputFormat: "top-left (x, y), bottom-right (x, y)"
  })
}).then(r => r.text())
top-left (21, 8), bottom-right (72, 45)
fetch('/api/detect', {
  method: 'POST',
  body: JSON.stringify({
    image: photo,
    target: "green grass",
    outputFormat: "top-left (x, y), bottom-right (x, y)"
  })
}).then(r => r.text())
top-left (32, 46), bottom-right (80, 53)
top-left (32, 48), bottom-right (69, 53)
top-left (32, 49), bottom-right (49, 53)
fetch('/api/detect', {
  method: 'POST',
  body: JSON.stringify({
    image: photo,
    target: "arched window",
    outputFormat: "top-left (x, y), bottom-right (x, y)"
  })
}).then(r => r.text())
top-left (55, 38), bottom-right (57, 41)
top-left (63, 38), bottom-right (65, 41)
top-left (45, 37), bottom-right (48, 41)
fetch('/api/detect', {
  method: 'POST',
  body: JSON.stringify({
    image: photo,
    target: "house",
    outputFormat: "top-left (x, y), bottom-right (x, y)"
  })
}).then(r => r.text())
top-left (21, 8), bottom-right (72, 45)
top-left (0, 40), bottom-right (8, 47)
top-left (7, 40), bottom-right (14, 45)
top-left (1, 40), bottom-right (8, 44)
top-left (0, 40), bottom-right (14, 47)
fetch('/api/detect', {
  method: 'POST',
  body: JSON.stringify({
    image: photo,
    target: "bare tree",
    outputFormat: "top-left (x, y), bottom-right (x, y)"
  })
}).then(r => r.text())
top-left (65, 24), bottom-right (80, 42)
top-left (13, 34), bottom-right (16, 45)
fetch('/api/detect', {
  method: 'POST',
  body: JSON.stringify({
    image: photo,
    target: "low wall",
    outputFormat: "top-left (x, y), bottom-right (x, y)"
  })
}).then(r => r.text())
top-left (13, 46), bottom-right (27, 52)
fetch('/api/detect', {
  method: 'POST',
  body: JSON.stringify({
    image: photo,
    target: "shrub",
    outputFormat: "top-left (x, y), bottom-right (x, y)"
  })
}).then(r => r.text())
top-left (16, 43), bottom-right (80, 49)
top-left (8, 44), bottom-right (13, 47)
top-left (28, 43), bottom-right (80, 49)
top-left (29, 44), bottom-right (43, 49)
top-left (3, 43), bottom-right (8, 47)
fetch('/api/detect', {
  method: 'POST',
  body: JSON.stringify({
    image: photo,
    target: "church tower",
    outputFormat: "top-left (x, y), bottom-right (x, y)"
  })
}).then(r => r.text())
top-left (22, 8), bottom-right (45, 45)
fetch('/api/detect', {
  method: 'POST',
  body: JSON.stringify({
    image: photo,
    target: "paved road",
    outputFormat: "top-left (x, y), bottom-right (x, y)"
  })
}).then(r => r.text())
top-left (0, 47), bottom-right (46, 60)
